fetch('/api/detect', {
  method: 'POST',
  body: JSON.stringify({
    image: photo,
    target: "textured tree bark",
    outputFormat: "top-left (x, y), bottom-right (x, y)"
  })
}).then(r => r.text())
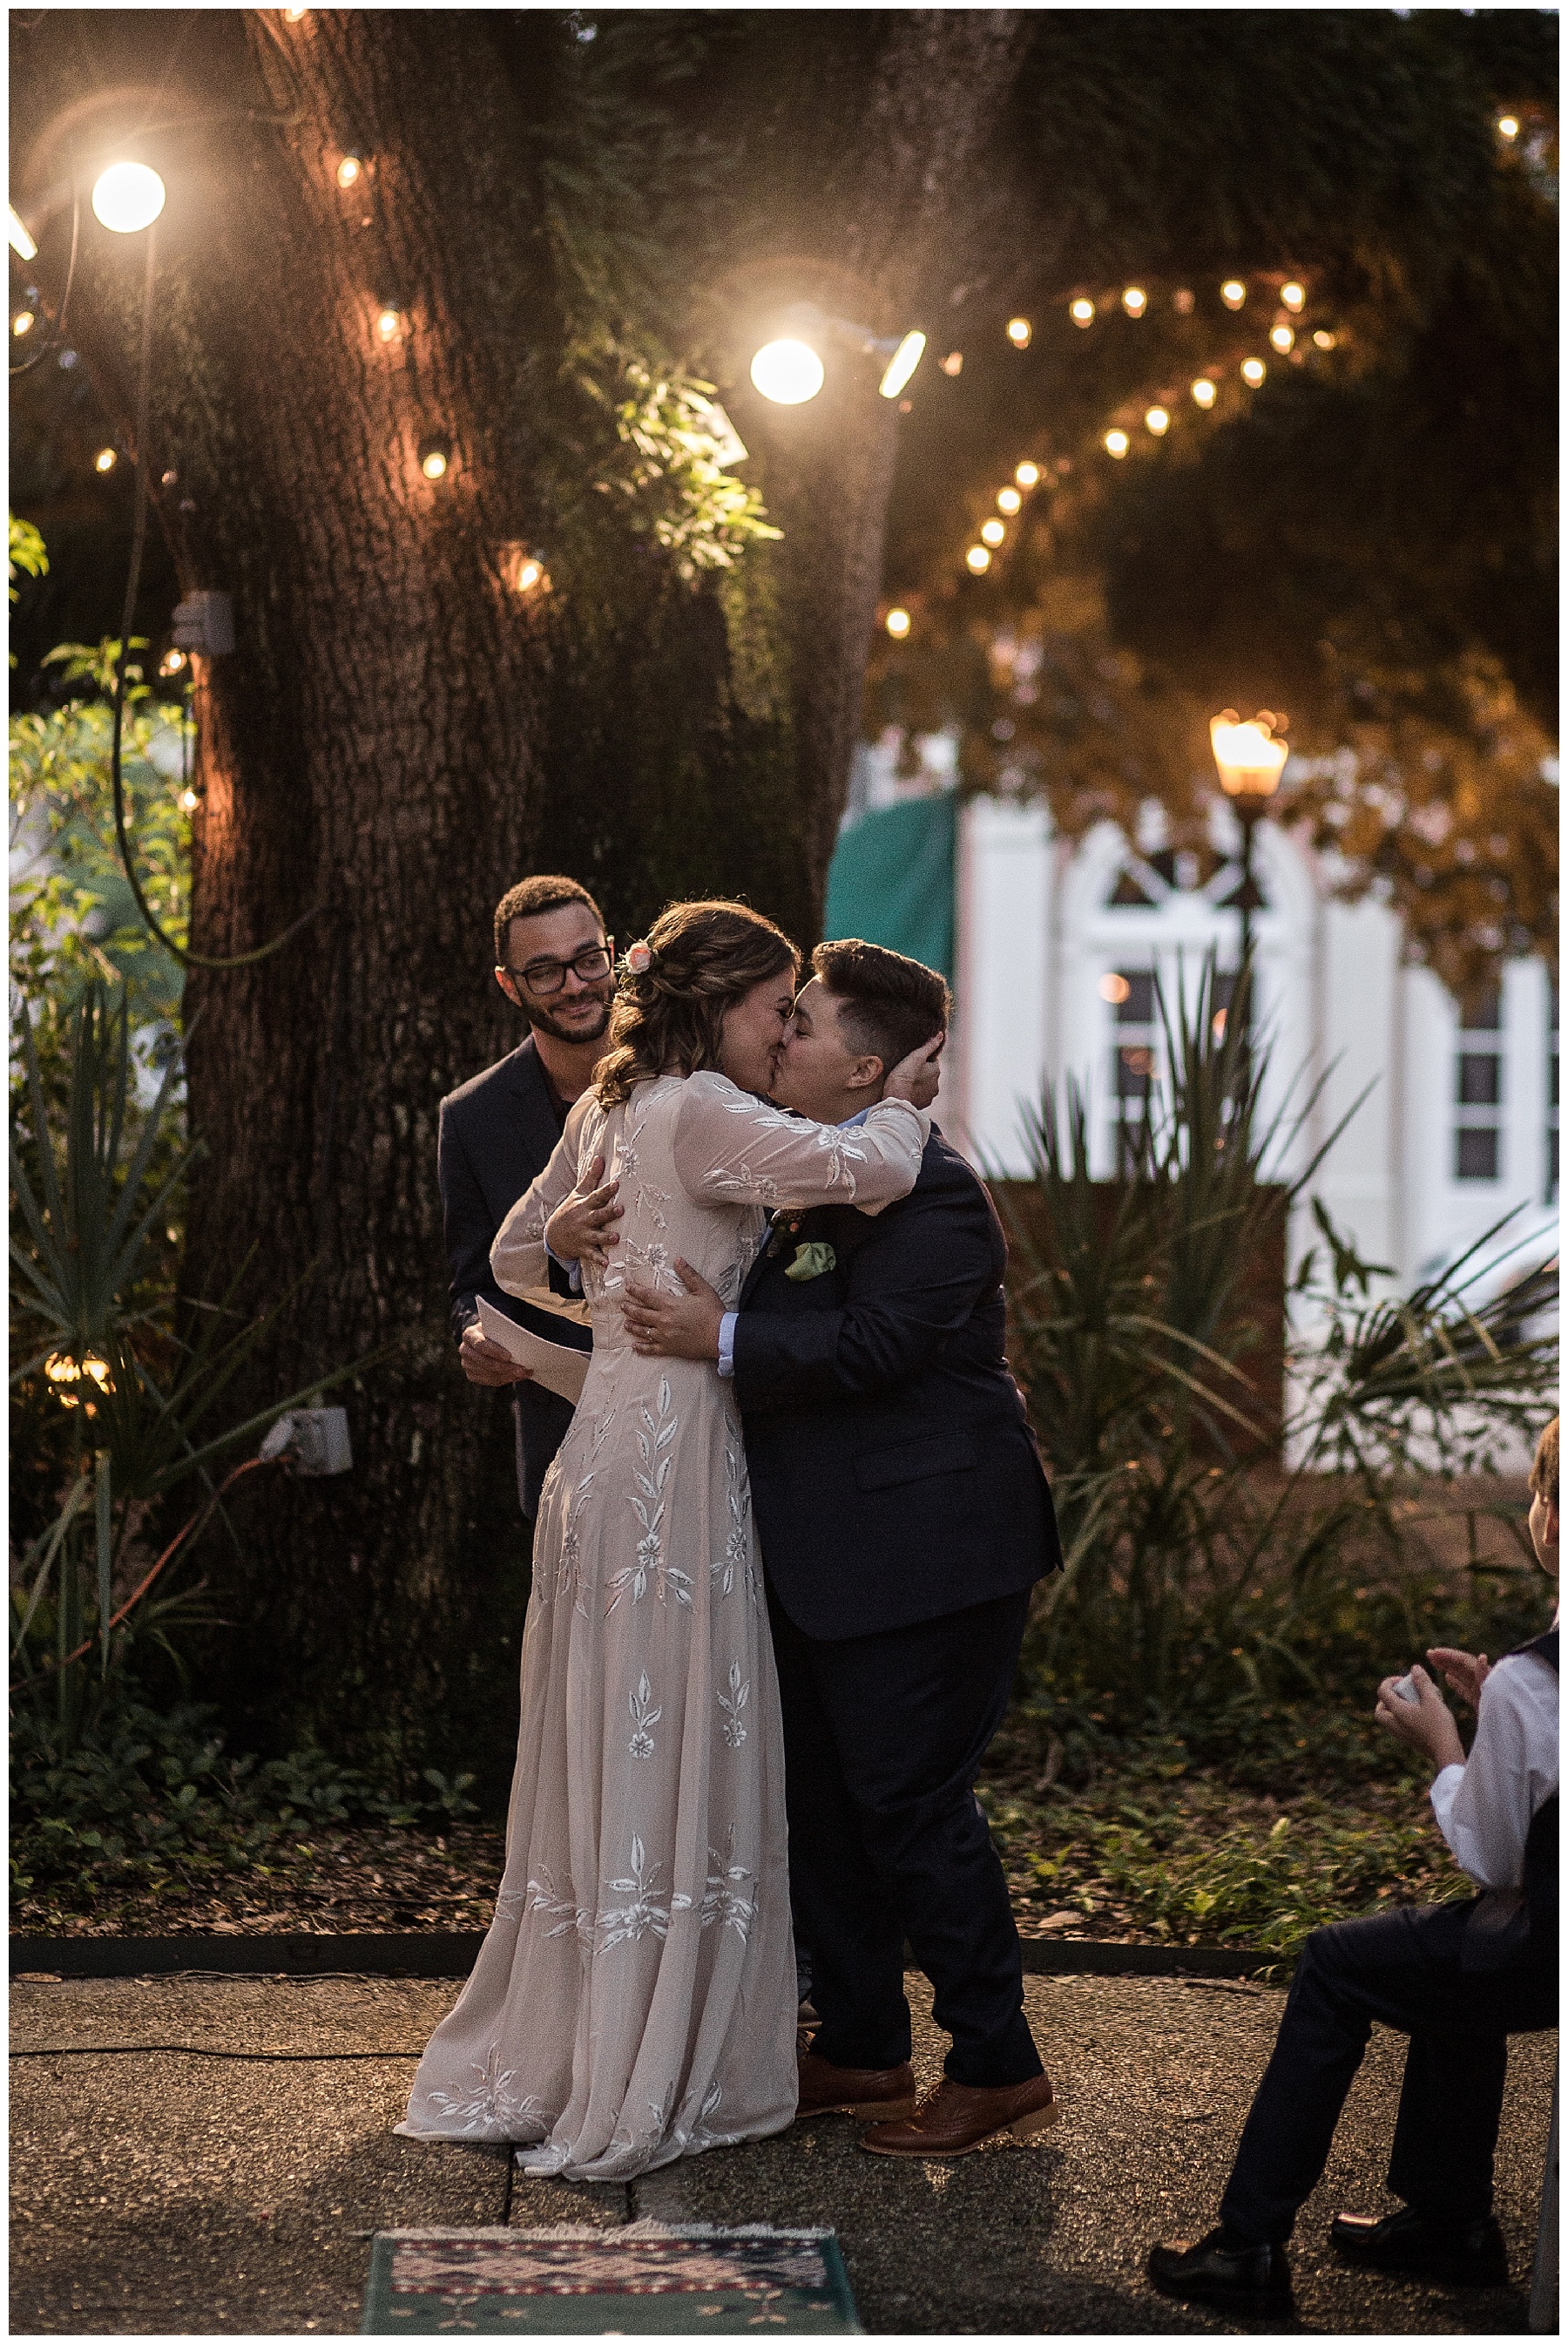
top-left (10, 8), bottom-right (1031, 1769)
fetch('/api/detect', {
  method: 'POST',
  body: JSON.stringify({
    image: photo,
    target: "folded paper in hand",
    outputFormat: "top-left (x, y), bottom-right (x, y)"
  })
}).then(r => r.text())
top-left (477, 1297), bottom-right (590, 1406)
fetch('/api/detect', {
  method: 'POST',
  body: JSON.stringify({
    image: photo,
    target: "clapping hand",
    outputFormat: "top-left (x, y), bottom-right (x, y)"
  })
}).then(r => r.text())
top-left (624, 1259), bottom-right (726, 1361)
top-left (1426, 1646), bottom-right (1490, 1711)
top-left (1375, 1663), bottom-right (1465, 1772)
top-left (545, 1155), bottom-right (623, 1270)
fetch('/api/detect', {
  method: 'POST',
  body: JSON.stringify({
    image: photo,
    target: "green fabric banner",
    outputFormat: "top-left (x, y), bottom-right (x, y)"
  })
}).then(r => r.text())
top-left (821, 794), bottom-right (956, 979)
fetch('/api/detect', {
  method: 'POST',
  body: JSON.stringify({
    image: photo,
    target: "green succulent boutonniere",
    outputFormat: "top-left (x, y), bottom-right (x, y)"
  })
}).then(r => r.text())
top-left (785, 1241), bottom-right (836, 1283)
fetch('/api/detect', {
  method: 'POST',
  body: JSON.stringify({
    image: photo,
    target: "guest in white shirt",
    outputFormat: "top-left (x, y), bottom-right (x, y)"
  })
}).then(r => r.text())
top-left (1147, 1417), bottom-right (1559, 2314)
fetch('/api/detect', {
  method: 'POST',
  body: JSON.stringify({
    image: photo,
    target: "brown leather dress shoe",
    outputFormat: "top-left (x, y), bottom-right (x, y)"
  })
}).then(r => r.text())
top-left (796, 2046), bottom-right (918, 2122)
top-left (860, 2071), bottom-right (1058, 2156)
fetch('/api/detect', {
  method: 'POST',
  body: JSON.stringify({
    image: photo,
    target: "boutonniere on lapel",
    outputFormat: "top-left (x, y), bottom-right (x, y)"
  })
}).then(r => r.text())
top-left (785, 1241), bottom-right (836, 1283)
top-left (764, 1209), bottom-right (806, 1260)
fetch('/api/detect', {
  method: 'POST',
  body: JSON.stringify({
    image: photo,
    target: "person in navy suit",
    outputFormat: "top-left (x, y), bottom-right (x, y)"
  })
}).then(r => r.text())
top-left (438, 876), bottom-right (609, 1516)
top-left (619, 939), bottom-right (1064, 2159)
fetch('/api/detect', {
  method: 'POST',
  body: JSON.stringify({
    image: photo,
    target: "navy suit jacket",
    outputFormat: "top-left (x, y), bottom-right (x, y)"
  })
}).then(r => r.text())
top-left (731, 1125), bottom-right (1062, 1641)
top-left (437, 1033), bottom-right (591, 1518)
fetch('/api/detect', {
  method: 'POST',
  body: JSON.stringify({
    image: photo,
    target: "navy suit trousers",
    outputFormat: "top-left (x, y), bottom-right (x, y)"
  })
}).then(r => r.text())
top-left (1220, 1900), bottom-right (1558, 2244)
top-left (767, 1581), bottom-right (1041, 2088)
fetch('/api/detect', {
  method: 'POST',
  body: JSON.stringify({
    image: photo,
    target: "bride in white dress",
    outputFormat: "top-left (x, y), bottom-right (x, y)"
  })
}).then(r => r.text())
top-left (400, 901), bottom-right (936, 2181)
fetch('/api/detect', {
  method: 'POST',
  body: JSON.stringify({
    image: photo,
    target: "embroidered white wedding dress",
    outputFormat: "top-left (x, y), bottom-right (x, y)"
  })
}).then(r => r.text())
top-left (399, 1069), bottom-right (929, 2180)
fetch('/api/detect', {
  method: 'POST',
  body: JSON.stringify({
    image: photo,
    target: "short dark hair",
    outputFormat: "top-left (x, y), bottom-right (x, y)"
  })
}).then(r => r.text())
top-left (812, 938), bottom-right (950, 1074)
top-left (493, 876), bottom-right (605, 966)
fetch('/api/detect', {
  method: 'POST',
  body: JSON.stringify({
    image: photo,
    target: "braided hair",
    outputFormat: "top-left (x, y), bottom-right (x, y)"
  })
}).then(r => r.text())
top-left (595, 900), bottom-right (798, 1107)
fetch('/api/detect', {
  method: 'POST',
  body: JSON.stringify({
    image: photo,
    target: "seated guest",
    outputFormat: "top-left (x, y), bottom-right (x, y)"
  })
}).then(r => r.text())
top-left (1148, 1417), bottom-right (1559, 2312)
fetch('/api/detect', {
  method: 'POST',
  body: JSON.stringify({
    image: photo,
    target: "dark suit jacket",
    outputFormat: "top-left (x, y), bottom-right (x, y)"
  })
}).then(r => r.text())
top-left (732, 1125), bottom-right (1062, 1641)
top-left (438, 1033), bottom-right (591, 1518)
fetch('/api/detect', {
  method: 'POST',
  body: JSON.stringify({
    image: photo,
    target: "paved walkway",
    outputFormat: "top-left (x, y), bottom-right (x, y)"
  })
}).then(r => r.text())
top-left (10, 1969), bottom-right (1553, 2334)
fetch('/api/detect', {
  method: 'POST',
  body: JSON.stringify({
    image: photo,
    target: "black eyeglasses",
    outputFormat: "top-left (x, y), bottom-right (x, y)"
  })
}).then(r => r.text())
top-left (506, 941), bottom-right (614, 998)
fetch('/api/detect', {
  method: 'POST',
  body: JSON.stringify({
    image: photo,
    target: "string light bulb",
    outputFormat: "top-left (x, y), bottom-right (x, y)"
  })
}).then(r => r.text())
top-left (1191, 378), bottom-right (1217, 409)
top-left (1099, 972), bottom-right (1132, 1005)
top-left (1015, 461), bottom-right (1040, 487)
top-left (1122, 286), bottom-right (1146, 317)
top-left (91, 162), bottom-right (166, 234)
top-left (94, 447), bottom-right (117, 473)
top-left (1270, 323), bottom-right (1294, 353)
top-left (159, 648), bottom-right (187, 676)
top-left (749, 337), bottom-right (824, 405)
top-left (1497, 114), bottom-right (1520, 139)
top-left (418, 441), bottom-right (450, 481)
top-left (1006, 317), bottom-right (1031, 348)
top-left (965, 545), bottom-right (991, 572)
top-left (885, 607), bottom-right (911, 639)
top-left (1313, 329), bottom-right (1337, 349)
top-left (1281, 281), bottom-right (1305, 312)
top-left (1240, 357), bottom-right (1266, 387)
top-left (1069, 297), bottom-right (1095, 328)
top-left (497, 544), bottom-right (550, 597)
top-left (997, 485), bottom-right (1022, 514)
top-left (282, 5), bottom-right (308, 18)
top-left (1104, 429), bottom-right (1130, 458)
top-left (179, 787), bottom-right (199, 813)
top-left (980, 518), bottom-right (1005, 548)
top-left (336, 154), bottom-right (363, 190)
top-left (376, 306), bottom-right (402, 342)
top-left (12, 308), bottom-right (34, 336)
top-left (1145, 406), bottom-right (1169, 435)
top-left (1220, 280), bottom-right (1247, 310)
top-left (44, 1352), bottom-right (113, 1409)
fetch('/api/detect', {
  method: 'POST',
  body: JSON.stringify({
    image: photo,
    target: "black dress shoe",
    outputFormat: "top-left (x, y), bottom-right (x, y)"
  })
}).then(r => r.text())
top-left (1147, 2224), bottom-right (1292, 2310)
top-left (1329, 2206), bottom-right (1508, 2287)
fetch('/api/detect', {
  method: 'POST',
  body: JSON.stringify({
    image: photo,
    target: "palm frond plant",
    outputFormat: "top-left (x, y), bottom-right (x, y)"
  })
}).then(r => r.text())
top-left (997, 951), bottom-right (1558, 1727)
top-left (10, 982), bottom-right (385, 1751)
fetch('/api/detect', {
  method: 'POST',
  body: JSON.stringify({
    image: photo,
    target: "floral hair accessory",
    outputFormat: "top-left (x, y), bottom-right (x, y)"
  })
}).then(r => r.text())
top-left (625, 941), bottom-right (653, 974)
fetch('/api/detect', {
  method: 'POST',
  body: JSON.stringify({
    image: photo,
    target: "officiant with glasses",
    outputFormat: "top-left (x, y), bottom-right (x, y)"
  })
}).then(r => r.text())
top-left (439, 877), bottom-right (611, 1515)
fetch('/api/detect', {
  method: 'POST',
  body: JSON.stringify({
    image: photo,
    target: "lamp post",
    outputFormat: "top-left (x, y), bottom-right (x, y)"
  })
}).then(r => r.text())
top-left (1209, 711), bottom-right (1288, 1020)
top-left (749, 302), bottom-right (926, 405)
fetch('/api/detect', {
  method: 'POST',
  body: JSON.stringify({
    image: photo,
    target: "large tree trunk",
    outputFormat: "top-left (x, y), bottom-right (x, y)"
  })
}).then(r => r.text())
top-left (11, 8), bottom-right (1027, 1777)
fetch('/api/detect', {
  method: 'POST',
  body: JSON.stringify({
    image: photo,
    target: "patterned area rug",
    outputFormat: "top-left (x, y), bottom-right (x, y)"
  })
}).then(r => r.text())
top-left (361, 2225), bottom-right (862, 2334)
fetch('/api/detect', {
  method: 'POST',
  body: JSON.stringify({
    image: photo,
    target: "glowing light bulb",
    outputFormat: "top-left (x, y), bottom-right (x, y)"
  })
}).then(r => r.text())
top-left (8, 205), bottom-right (37, 261)
top-left (1313, 329), bottom-right (1336, 350)
top-left (1210, 710), bottom-right (1288, 799)
top-left (965, 545), bottom-right (991, 573)
top-left (12, 308), bottom-right (34, 336)
top-left (421, 447), bottom-right (449, 480)
top-left (938, 350), bottom-right (963, 376)
top-left (1220, 280), bottom-right (1247, 310)
top-left (749, 337), bottom-right (824, 404)
top-left (1015, 461), bottom-right (1040, 488)
top-left (1145, 406), bottom-right (1169, 435)
top-left (997, 486), bottom-right (1022, 514)
top-left (1191, 378), bottom-right (1217, 409)
top-left (1006, 317), bottom-right (1031, 348)
top-left (94, 447), bottom-right (117, 473)
top-left (1498, 114), bottom-right (1520, 139)
top-left (1069, 297), bottom-right (1095, 328)
top-left (980, 518), bottom-right (1005, 547)
top-left (1240, 357), bottom-right (1266, 387)
top-left (376, 307), bottom-right (401, 342)
top-left (1122, 286), bottom-right (1146, 317)
top-left (1281, 281), bottom-right (1305, 312)
top-left (885, 607), bottom-right (911, 639)
top-left (1104, 429), bottom-right (1130, 458)
top-left (159, 648), bottom-right (187, 676)
top-left (282, 5), bottom-right (308, 18)
top-left (179, 787), bottom-right (199, 813)
top-left (336, 154), bottom-right (362, 190)
top-left (517, 561), bottom-right (541, 592)
top-left (91, 162), bottom-right (166, 234)
top-left (1099, 972), bottom-right (1132, 1005)
top-left (878, 329), bottom-right (926, 399)
top-left (1173, 288), bottom-right (1195, 315)
top-left (1270, 323), bottom-right (1294, 353)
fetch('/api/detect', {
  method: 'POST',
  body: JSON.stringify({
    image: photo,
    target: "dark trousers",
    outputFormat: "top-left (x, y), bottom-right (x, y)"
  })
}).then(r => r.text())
top-left (767, 1581), bottom-right (1041, 2089)
top-left (1220, 1900), bottom-right (1558, 2246)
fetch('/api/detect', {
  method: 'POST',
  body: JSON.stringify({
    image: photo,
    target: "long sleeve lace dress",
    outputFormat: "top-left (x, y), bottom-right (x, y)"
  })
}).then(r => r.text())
top-left (399, 1070), bottom-right (929, 2179)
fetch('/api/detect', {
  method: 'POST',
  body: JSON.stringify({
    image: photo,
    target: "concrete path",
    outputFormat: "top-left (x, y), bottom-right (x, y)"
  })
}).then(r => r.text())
top-left (10, 1969), bottom-right (1554, 2334)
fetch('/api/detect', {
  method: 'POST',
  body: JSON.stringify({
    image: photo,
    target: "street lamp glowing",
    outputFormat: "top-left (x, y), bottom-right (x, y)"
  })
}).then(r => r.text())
top-left (1145, 406), bottom-right (1169, 436)
top-left (877, 329), bottom-right (926, 399)
top-left (1209, 711), bottom-right (1288, 800)
top-left (749, 337), bottom-right (824, 405)
top-left (1122, 286), bottom-right (1146, 317)
top-left (1015, 461), bottom-right (1040, 487)
top-left (1104, 429), bottom-right (1129, 458)
top-left (1240, 356), bottom-right (1266, 387)
top-left (1270, 323), bottom-right (1294, 353)
top-left (1191, 378), bottom-right (1217, 409)
top-left (1070, 298), bottom-right (1094, 328)
top-left (1006, 317), bottom-right (1031, 348)
top-left (997, 486), bottom-right (1022, 514)
top-left (8, 206), bottom-right (37, 261)
top-left (965, 545), bottom-right (991, 573)
top-left (885, 607), bottom-right (911, 639)
top-left (1281, 281), bottom-right (1305, 312)
top-left (1221, 280), bottom-right (1246, 309)
top-left (91, 162), bottom-right (166, 234)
